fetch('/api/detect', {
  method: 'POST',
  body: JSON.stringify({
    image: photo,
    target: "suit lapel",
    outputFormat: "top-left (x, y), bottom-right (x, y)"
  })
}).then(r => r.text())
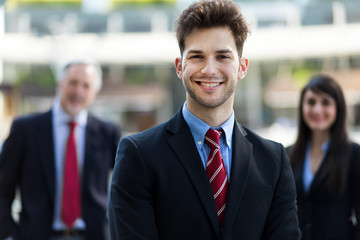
top-left (167, 110), bottom-right (221, 238)
top-left (294, 155), bottom-right (327, 199)
top-left (222, 122), bottom-right (252, 233)
top-left (308, 154), bottom-right (328, 196)
top-left (294, 163), bottom-right (306, 198)
top-left (82, 114), bottom-right (99, 190)
top-left (38, 111), bottom-right (56, 202)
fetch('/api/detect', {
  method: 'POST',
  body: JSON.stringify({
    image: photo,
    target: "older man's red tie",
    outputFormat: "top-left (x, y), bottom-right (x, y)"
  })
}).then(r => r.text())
top-left (61, 121), bottom-right (81, 229)
top-left (205, 128), bottom-right (229, 228)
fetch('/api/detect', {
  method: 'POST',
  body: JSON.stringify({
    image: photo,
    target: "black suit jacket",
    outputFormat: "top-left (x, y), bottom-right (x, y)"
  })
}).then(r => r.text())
top-left (109, 109), bottom-right (301, 239)
top-left (0, 110), bottom-right (121, 240)
top-left (290, 143), bottom-right (360, 240)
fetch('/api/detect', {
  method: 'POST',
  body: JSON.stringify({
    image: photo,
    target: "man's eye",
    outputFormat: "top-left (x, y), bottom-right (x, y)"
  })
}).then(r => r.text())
top-left (190, 55), bottom-right (202, 59)
top-left (217, 55), bottom-right (229, 59)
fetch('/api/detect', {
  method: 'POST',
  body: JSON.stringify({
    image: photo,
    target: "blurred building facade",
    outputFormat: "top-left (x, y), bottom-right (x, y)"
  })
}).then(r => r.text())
top-left (1, 0), bottom-right (360, 145)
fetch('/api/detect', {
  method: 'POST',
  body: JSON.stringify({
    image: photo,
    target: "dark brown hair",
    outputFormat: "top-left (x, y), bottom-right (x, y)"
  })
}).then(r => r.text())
top-left (289, 74), bottom-right (351, 193)
top-left (174, 0), bottom-right (249, 57)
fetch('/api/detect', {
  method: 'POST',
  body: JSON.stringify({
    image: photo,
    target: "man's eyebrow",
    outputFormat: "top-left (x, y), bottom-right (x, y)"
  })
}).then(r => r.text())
top-left (216, 49), bottom-right (233, 54)
top-left (187, 49), bottom-right (233, 54)
top-left (187, 50), bottom-right (203, 54)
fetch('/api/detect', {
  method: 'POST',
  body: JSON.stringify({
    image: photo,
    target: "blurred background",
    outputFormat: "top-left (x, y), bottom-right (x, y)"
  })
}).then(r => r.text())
top-left (1, 0), bottom-right (360, 149)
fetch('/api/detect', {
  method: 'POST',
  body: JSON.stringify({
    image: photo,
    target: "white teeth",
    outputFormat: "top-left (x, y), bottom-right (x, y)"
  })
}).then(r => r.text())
top-left (200, 82), bottom-right (220, 87)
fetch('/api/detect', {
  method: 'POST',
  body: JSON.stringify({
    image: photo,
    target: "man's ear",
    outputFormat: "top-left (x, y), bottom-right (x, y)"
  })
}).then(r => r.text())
top-left (238, 57), bottom-right (249, 80)
top-left (175, 57), bottom-right (182, 79)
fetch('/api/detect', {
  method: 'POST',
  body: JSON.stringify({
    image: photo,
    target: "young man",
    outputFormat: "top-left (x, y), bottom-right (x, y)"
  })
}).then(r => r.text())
top-left (0, 58), bottom-right (121, 240)
top-left (108, 0), bottom-right (301, 239)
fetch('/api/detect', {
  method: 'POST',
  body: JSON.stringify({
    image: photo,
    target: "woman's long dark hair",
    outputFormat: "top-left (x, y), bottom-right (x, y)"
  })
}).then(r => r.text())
top-left (289, 74), bottom-right (351, 193)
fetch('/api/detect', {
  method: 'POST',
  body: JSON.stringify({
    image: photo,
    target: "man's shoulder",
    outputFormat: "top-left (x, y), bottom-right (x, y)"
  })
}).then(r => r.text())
top-left (12, 111), bottom-right (51, 127)
top-left (125, 110), bottom-right (183, 143)
top-left (88, 113), bottom-right (119, 129)
top-left (128, 121), bottom-right (168, 142)
top-left (86, 114), bottom-right (121, 142)
top-left (241, 125), bottom-right (282, 148)
top-left (239, 124), bottom-right (286, 164)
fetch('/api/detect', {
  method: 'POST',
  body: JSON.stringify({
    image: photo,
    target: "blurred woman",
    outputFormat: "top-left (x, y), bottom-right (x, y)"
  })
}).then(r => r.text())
top-left (288, 74), bottom-right (360, 240)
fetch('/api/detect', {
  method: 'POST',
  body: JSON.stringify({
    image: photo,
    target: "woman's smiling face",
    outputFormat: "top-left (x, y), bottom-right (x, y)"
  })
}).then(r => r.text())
top-left (302, 89), bottom-right (337, 133)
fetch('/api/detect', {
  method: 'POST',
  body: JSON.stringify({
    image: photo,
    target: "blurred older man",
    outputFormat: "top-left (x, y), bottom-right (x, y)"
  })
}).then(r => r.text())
top-left (0, 58), bottom-right (121, 240)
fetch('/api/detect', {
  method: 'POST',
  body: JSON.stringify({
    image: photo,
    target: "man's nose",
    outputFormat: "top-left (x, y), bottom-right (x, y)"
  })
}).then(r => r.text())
top-left (201, 58), bottom-right (217, 75)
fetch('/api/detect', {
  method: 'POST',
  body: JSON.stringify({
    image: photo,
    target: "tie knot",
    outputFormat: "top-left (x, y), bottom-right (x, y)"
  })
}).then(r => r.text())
top-left (205, 128), bottom-right (222, 150)
top-left (68, 121), bottom-right (77, 130)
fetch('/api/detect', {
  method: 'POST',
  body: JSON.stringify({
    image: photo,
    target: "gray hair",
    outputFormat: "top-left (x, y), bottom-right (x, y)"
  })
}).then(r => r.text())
top-left (56, 58), bottom-right (103, 92)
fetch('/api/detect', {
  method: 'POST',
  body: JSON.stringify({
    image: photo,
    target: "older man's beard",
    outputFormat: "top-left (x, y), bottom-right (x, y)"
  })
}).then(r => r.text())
top-left (63, 94), bottom-right (86, 117)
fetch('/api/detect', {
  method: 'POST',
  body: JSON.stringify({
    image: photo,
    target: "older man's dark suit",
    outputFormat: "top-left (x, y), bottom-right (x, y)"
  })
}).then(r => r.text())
top-left (109, 109), bottom-right (301, 239)
top-left (0, 110), bottom-right (120, 240)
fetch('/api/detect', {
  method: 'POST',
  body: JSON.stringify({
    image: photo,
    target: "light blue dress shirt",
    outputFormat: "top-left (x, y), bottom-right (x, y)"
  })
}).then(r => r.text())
top-left (52, 98), bottom-right (87, 230)
top-left (182, 102), bottom-right (234, 180)
top-left (302, 141), bottom-right (330, 193)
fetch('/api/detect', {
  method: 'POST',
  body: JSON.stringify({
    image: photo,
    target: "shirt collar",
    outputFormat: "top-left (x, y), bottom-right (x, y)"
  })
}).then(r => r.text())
top-left (182, 102), bottom-right (234, 148)
top-left (52, 98), bottom-right (88, 127)
top-left (322, 140), bottom-right (330, 153)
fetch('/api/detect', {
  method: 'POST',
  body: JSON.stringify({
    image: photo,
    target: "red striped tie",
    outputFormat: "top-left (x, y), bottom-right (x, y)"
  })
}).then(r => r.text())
top-left (205, 128), bottom-right (228, 228)
top-left (61, 121), bottom-right (81, 229)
